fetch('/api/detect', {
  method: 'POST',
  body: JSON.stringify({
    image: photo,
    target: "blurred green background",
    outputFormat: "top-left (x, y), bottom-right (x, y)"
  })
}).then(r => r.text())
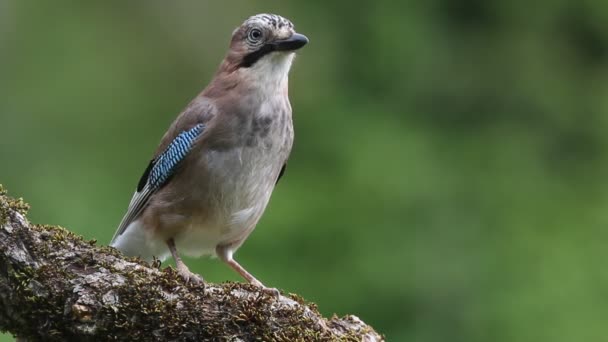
top-left (2, 0), bottom-right (608, 341)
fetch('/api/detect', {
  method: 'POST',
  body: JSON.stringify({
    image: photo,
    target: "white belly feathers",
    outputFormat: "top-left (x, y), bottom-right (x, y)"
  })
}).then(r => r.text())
top-left (175, 145), bottom-right (281, 257)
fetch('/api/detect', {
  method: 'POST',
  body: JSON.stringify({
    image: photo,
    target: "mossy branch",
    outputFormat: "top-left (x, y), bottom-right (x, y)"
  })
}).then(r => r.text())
top-left (0, 185), bottom-right (383, 341)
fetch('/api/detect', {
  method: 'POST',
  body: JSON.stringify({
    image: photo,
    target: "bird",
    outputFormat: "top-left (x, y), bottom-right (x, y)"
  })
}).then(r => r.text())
top-left (110, 13), bottom-right (308, 290)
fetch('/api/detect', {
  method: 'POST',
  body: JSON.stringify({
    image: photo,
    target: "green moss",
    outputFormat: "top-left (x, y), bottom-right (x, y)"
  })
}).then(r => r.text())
top-left (5, 265), bottom-right (72, 339)
top-left (87, 272), bottom-right (347, 341)
top-left (0, 184), bottom-right (30, 226)
top-left (8, 197), bottom-right (29, 216)
top-left (0, 184), bottom-right (8, 226)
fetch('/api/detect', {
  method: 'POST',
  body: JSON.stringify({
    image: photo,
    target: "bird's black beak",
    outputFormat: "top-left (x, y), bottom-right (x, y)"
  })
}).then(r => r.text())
top-left (272, 33), bottom-right (309, 51)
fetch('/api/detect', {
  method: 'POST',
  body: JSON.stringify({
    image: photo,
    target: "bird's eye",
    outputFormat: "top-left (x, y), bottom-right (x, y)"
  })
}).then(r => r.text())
top-left (248, 28), bottom-right (263, 42)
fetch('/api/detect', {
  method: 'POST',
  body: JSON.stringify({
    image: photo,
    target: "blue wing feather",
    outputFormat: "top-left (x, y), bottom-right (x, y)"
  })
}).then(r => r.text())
top-left (148, 123), bottom-right (205, 190)
top-left (111, 123), bottom-right (205, 243)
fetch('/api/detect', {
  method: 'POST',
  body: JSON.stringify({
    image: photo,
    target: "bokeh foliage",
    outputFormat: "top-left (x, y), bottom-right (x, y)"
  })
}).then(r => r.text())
top-left (2, 0), bottom-right (608, 341)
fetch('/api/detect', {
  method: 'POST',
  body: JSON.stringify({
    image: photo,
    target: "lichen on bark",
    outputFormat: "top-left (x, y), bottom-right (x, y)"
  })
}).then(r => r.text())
top-left (0, 185), bottom-right (383, 341)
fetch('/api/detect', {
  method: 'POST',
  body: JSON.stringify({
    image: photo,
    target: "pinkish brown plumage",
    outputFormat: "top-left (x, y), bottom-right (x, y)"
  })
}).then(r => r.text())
top-left (110, 14), bottom-right (308, 289)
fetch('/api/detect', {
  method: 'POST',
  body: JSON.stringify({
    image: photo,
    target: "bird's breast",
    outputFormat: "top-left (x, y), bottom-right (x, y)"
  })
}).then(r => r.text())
top-left (203, 108), bottom-right (292, 234)
top-left (160, 95), bottom-right (293, 257)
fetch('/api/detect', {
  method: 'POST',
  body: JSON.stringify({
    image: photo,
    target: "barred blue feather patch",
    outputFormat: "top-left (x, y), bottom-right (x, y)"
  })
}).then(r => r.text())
top-left (148, 124), bottom-right (205, 190)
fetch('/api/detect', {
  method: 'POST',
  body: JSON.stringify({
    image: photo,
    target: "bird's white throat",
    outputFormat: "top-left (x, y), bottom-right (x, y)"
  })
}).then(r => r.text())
top-left (241, 52), bottom-right (295, 94)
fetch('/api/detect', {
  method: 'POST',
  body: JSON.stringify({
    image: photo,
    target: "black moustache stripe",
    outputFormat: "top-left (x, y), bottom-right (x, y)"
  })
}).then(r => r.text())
top-left (240, 44), bottom-right (276, 68)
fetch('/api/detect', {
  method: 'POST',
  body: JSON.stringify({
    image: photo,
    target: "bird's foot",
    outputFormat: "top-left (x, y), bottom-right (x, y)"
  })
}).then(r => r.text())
top-left (250, 279), bottom-right (280, 297)
top-left (261, 286), bottom-right (281, 297)
top-left (216, 250), bottom-right (281, 297)
top-left (166, 238), bottom-right (204, 285)
top-left (176, 264), bottom-right (205, 285)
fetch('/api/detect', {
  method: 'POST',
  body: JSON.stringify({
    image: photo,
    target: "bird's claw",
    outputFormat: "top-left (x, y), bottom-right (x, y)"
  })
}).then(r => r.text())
top-left (176, 266), bottom-right (205, 285)
top-left (251, 280), bottom-right (280, 297)
top-left (261, 286), bottom-right (281, 298)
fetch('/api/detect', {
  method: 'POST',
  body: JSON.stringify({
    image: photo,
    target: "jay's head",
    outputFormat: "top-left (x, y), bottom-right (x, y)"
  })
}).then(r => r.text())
top-left (222, 14), bottom-right (308, 75)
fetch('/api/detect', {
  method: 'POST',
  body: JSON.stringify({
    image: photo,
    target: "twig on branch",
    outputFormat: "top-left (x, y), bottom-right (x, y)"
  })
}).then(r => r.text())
top-left (0, 185), bottom-right (383, 341)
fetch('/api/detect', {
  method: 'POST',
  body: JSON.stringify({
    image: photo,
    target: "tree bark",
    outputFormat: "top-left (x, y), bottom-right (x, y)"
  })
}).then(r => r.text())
top-left (0, 185), bottom-right (383, 341)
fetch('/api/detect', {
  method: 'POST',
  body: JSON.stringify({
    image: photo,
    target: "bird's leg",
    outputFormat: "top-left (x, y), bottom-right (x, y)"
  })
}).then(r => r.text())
top-left (227, 258), bottom-right (264, 287)
top-left (216, 245), bottom-right (280, 296)
top-left (166, 238), bottom-right (204, 285)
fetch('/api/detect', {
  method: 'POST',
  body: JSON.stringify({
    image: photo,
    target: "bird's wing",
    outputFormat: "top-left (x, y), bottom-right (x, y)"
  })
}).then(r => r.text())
top-left (110, 123), bottom-right (206, 243)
